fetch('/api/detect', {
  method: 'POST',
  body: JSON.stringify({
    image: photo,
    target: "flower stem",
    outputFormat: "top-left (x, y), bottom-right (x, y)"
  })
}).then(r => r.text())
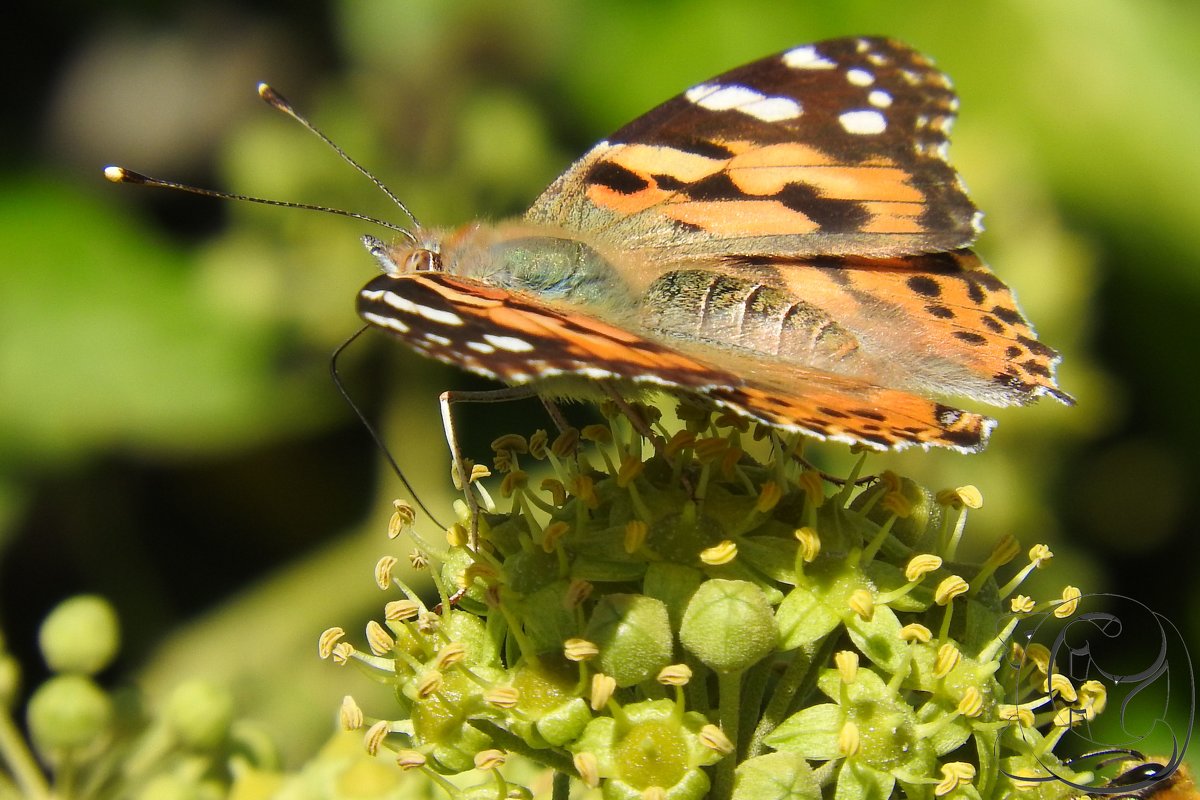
top-left (0, 711), bottom-right (49, 800)
top-left (715, 671), bottom-right (743, 800)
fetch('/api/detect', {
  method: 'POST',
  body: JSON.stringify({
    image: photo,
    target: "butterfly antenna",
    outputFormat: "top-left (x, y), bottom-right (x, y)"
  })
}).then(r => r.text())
top-left (103, 166), bottom-right (413, 238)
top-left (331, 327), bottom-right (446, 530)
top-left (256, 83), bottom-right (422, 233)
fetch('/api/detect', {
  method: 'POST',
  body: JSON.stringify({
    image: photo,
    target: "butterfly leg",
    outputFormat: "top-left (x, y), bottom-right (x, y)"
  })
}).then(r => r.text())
top-left (439, 385), bottom-right (541, 548)
top-left (539, 397), bottom-right (571, 434)
top-left (598, 384), bottom-right (697, 498)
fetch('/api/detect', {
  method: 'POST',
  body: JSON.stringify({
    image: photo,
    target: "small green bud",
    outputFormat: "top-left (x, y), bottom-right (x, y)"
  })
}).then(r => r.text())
top-left (680, 580), bottom-right (777, 673)
top-left (585, 595), bottom-right (672, 687)
top-left (165, 679), bottom-right (235, 751)
top-left (27, 673), bottom-right (113, 754)
top-left (39, 595), bottom-right (120, 675)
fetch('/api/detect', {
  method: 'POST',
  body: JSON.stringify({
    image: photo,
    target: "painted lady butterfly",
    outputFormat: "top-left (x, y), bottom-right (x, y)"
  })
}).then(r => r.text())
top-left (356, 36), bottom-right (1071, 452)
top-left (111, 36), bottom-right (1072, 455)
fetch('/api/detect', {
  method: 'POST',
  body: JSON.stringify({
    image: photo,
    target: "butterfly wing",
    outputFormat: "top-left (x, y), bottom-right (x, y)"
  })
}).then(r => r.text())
top-left (526, 36), bottom-right (977, 259)
top-left (358, 272), bottom-right (994, 452)
top-left (719, 250), bottom-right (1072, 406)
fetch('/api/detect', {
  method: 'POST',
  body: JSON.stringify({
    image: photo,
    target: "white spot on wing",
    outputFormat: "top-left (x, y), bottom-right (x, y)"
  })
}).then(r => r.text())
top-left (868, 89), bottom-right (893, 108)
top-left (466, 341), bottom-right (496, 354)
top-left (483, 334), bottom-right (535, 353)
top-left (838, 109), bottom-right (887, 135)
top-left (846, 68), bottom-right (874, 86)
top-left (782, 45), bottom-right (835, 69)
top-left (362, 311), bottom-right (411, 333)
top-left (685, 83), bottom-right (801, 121)
top-left (423, 332), bottom-right (451, 346)
top-left (380, 291), bottom-right (464, 326)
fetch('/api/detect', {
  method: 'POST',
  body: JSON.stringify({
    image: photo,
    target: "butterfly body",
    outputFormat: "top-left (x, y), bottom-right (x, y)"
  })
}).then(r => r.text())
top-left (357, 36), bottom-right (1072, 452)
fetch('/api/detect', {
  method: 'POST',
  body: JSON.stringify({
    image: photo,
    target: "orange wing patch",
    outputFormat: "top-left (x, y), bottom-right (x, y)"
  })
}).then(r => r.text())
top-left (583, 142), bottom-right (929, 239)
top-left (763, 251), bottom-right (1071, 406)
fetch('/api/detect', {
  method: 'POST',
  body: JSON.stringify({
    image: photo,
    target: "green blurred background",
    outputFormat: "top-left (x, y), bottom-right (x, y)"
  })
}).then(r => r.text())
top-left (2, 0), bottom-right (1197, 769)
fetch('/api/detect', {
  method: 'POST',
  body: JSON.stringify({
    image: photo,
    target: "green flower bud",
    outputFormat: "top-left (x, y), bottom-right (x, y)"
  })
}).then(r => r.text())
top-left (585, 594), bottom-right (672, 687)
top-left (165, 679), bottom-right (235, 751)
top-left (38, 595), bottom-right (120, 675)
top-left (680, 580), bottom-right (777, 673)
top-left (27, 673), bottom-right (113, 755)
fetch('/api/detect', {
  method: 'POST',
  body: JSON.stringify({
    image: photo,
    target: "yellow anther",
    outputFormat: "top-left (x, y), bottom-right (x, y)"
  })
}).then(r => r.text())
top-left (500, 469), bottom-right (528, 497)
top-left (340, 696), bottom-right (364, 730)
top-left (835, 650), bottom-right (859, 683)
top-left (838, 721), bottom-right (860, 757)
top-left (933, 643), bottom-right (962, 678)
top-left (590, 672), bottom-right (616, 710)
top-left (795, 526), bottom-right (821, 562)
top-left (899, 623), bottom-right (932, 643)
top-left (617, 454), bottom-right (645, 487)
top-left (905, 554), bottom-right (943, 582)
top-left (388, 500), bottom-right (415, 538)
top-left (318, 627), bottom-right (345, 659)
top-left (699, 724), bottom-right (735, 755)
top-left (540, 478), bottom-right (567, 506)
top-left (490, 434), bottom-right (528, 453)
top-left (935, 762), bottom-right (977, 796)
top-left (541, 521), bottom-right (570, 553)
top-left (1054, 585), bottom-right (1081, 618)
top-left (485, 686), bottom-right (520, 709)
top-left (396, 749), bottom-right (426, 770)
top-left (1028, 544), bottom-right (1054, 567)
top-left (957, 686), bottom-right (984, 717)
top-left (364, 720), bottom-right (389, 755)
top-left (658, 664), bottom-right (693, 686)
top-left (755, 481), bottom-right (783, 513)
top-left (847, 589), bottom-right (875, 620)
top-left (365, 620), bottom-right (395, 655)
top-left (624, 520), bottom-right (648, 554)
top-left (700, 540), bottom-right (738, 566)
top-left (1010, 595), bottom-right (1036, 613)
top-left (474, 749), bottom-right (507, 770)
top-left (375, 556), bottom-right (397, 590)
top-left (385, 599), bottom-right (421, 622)
top-left (934, 575), bottom-right (969, 605)
top-left (564, 638), bottom-right (599, 662)
top-left (574, 752), bottom-right (600, 788)
top-left (581, 424), bottom-right (612, 444)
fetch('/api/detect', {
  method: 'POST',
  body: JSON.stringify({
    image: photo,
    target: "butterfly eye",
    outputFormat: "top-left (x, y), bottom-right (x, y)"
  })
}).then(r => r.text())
top-left (406, 249), bottom-right (441, 272)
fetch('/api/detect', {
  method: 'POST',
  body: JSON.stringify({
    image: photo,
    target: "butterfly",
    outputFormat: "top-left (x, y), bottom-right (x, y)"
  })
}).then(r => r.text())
top-left (354, 35), bottom-right (1072, 454)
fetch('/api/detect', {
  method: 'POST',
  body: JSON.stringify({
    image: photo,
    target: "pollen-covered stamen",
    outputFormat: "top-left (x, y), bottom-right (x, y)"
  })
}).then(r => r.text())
top-left (590, 673), bottom-right (616, 710)
top-left (374, 556), bottom-right (398, 590)
top-left (935, 762), bottom-right (977, 796)
top-left (1053, 585), bottom-right (1081, 618)
top-left (326, 700), bottom-right (360, 740)
top-left (574, 753), bottom-right (601, 788)
top-left (364, 720), bottom-right (390, 755)
top-left (365, 621), bottom-right (395, 655)
top-left (700, 540), bottom-right (738, 566)
top-left (564, 638), bottom-right (599, 663)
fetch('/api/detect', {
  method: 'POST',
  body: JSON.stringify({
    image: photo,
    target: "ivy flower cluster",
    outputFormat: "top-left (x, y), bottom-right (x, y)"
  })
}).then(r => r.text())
top-left (321, 403), bottom-right (1104, 800)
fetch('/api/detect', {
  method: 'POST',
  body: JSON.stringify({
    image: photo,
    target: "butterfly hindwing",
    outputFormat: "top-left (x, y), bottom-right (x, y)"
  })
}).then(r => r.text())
top-left (526, 36), bottom-right (978, 260)
top-left (359, 272), bottom-right (995, 452)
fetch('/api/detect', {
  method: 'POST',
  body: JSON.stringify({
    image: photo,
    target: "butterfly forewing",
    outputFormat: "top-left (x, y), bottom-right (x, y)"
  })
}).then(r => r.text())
top-left (526, 36), bottom-right (978, 260)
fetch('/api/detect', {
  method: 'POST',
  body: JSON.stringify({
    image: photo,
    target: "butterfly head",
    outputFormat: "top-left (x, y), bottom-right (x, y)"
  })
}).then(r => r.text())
top-left (363, 233), bottom-right (443, 276)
